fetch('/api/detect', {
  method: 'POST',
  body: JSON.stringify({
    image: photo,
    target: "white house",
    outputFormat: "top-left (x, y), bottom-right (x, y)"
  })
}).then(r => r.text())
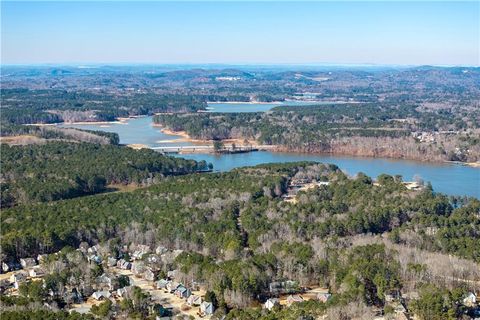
top-left (264, 298), bottom-right (280, 310)
top-left (200, 301), bottom-right (214, 315)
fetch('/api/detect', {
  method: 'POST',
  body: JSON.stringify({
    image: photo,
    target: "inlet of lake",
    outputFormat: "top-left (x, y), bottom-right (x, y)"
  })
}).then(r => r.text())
top-left (61, 102), bottom-right (480, 198)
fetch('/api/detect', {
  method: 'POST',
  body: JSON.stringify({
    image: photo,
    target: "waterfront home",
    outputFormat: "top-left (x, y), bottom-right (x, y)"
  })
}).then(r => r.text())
top-left (286, 294), bottom-right (304, 306)
top-left (156, 279), bottom-right (170, 290)
top-left (317, 293), bottom-right (332, 303)
top-left (92, 290), bottom-right (111, 301)
top-left (187, 295), bottom-right (202, 306)
top-left (264, 298), bottom-right (280, 311)
top-left (175, 285), bottom-right (191, 299)
top-left (20, 258), bottom-right (37, 269)
top-left (200, 301), bottom-right (214, 316)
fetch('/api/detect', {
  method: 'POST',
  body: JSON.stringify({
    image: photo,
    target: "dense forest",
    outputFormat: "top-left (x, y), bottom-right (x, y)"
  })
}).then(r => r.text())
top-left (1, 162), bottom-right (479, 319)
top-left (0, 124), bottom-right (120, 145)
top-left (154, 104), bottom-right (480, 162)
top-left (0, 89), bottom-right (207, 124)
top-left (0, 142), bottom-right (210, 207)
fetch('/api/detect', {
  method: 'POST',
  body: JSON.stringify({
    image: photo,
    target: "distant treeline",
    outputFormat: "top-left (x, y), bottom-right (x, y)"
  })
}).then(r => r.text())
top-left (1, 124), bottom-right (120, 145)
top-left (0, 142), bottom-right (211, 207)
top-left (1, 89), bottom-right (207, 124)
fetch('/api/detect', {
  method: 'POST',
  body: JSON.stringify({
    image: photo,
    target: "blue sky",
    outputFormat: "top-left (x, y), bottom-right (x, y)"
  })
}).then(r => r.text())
top-left (1, 1), bottom-right (479, 65)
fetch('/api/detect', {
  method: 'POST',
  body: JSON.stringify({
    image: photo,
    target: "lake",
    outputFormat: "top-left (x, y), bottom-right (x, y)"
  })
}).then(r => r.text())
top-left (61, 115), bottom-right (480, 198)
top-left (206, 100), bottom-right (346, 112)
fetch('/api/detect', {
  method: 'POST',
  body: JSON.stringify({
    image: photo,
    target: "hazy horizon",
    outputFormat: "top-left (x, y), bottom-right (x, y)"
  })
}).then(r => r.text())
top-left (2, 1), bottom-right (479, 66)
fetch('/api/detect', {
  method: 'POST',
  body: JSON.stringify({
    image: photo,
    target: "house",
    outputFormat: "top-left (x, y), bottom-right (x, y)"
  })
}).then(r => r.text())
top-left (143, 269), bottom-right (158, 281)
top-left (96, 274), bottom-right (119, 291)
top-left (264, 298), bottom-right (280, 311)
top-left (187, 295), bottom-right (202, 306)
top-left (29, 267), bottom-right (45, 278)
top-left (88, 255), bottom-right (102, 264)
top-left (200, 301), bottom-right (214, 315)
top-left (286, 295), bottom-right (303, 306)
top-left (91, 290), bottom-right (111, 301)
top-left (155, 246), bottom-right (168, 255)
top-left (132, 261), bottom-right (147, 276)
top-left (20, 258), bottom-right (37, 269)
top-left (167, 269), bottom-right (178, 279)
top-left (116, 286), bottom-right (132, 298)
top-left (0, 279), bottom-right (11, 293)
top-left (463, 292), bottom-right (477, 307)
top-left (317, 293), bottom-right (332, 303)
top-left (144, 269), bottom-right (159, 281)
top-left (385, 291), bottom-right (401, 303)
top-left (117, 259), bottom-right (131, 270)
top-left (269, 280), bottom-right (298, 295)
top-left (66, 288), bottom-right (83, 304)
top-left (107, 257), bottom-right (118, 267)
top-left (156, 279), bottom-right (170, 290)
top-left (146, 254), bottom-right (161, 265)
top-left (87, 245), bottom-right (100, 254)
top-left (175, 285), bottom-right (191, 299)
top-left (166, 281), bottom-right (179, 293)
top-left (132, 245), bottom-right (151, 260)
top-left (10, 271), bottom-right (28, 289)
top-left (2, 261), bottom-right (20, 273)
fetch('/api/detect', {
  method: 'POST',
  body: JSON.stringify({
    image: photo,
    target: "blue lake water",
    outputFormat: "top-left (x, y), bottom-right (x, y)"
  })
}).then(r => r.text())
top-left (206, 100), bottom-right (344, 112)
top-left (61, 115), bottom-right (480, 198)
